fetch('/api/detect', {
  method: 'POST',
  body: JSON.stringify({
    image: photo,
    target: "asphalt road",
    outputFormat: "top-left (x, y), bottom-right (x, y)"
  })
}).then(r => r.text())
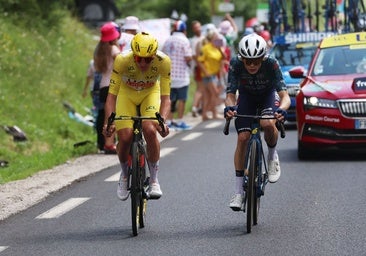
top-left (1, 119), bottom-right (366, 256)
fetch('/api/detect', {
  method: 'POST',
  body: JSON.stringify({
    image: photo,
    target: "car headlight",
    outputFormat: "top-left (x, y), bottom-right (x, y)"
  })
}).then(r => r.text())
top-left (303, 96), bottom-right (337, 109)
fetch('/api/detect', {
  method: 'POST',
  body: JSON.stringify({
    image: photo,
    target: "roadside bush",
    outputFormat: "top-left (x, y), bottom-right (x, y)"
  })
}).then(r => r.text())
top-left (0, 0), bottom-right (75, 29)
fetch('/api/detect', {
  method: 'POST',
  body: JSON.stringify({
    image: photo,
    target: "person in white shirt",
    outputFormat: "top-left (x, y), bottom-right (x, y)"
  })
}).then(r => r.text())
top-left (162, 20), bottom-right (193, 130)
top-left (118, 16), bottom-right (140, 52)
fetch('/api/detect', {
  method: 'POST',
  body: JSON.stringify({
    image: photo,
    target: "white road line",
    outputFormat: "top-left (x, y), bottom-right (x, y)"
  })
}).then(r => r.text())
top-left (0, 246), bottom-right (9, 252)
top-left (35, 197), bottom-right (90, 219)
top-left (205, 121), bottom-right (223, 129)
top-left (105, 172), bottom-right (120, 182)
top-left (160, 147), bottom-right (177, 157)
top-left (181, 132), bottom-right (202, 141)
top-left (104, 147), bottom-right (177, 182)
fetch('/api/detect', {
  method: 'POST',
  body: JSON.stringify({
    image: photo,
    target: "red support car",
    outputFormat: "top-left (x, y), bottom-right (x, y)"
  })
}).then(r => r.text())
top-left (289, 32), bottom-right (366, 159)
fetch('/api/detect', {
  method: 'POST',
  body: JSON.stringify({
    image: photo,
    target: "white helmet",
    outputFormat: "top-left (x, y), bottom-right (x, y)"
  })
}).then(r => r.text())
top-left (238, 33), bottom-right (267, 59)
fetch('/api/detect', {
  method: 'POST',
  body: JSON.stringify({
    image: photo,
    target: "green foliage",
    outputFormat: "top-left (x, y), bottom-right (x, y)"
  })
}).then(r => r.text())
top-left (0, 11), bottom-right (97, 184)
top-left (0, 0), bottom-right (75, 29)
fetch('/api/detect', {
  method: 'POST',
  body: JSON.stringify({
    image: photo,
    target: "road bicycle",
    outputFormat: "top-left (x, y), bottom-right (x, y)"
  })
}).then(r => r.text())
top-left (223, 112), bottom-right (285, 233)
top-left (107, 106), bottom-right (165, 236)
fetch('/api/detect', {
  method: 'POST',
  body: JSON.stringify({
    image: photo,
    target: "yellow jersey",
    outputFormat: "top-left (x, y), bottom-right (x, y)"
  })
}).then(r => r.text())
top-left (109, 50), bottom-right (171, 96)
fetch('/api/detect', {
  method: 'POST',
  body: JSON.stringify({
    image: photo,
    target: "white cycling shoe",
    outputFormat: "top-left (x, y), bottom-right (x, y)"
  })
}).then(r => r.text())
top-left (117, 179), bottom-right (129, 201)
top-left (147, 183), bottom-right (163, 199)
top-left (268, 158), bottom-right (281, 183)
top-left (229, 194), bottom-right (244, 211)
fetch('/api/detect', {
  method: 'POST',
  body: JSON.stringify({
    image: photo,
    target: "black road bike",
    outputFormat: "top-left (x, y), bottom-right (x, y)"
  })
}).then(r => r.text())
top-left (224, 113), bottom-right (285, 233)
top-left (107, 106), bottom-right (165, 236)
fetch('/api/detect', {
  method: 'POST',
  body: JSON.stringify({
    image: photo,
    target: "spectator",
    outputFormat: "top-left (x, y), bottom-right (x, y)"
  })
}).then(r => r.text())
top-left (197, 29), bottom-right (225, 121)
top-left (118, 16), bottom-right (140, 51)
top-left (162, 20), bottom-right (193, 130)
top-left (189, 20), bottom-right (205, 118)
top-left (82, 59), bottom-right (95, 99)
top-left (218, 16), bottom-right (239, 103)
top-left (93, 22), bottom-right (121, 154)
top-left (253, 23), bottom-right (273, 49)
top-left (82, 59), bottom-right (100, 127)
top-left (218, 13), bottom-right (238, 52)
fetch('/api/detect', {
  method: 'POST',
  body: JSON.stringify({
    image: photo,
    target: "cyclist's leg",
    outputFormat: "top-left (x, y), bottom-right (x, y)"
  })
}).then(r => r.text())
top-left (141, 90), bottom-right (163, 198)
top-left (234, 93), bottom-right (258, 171)
top-left (229, 94), bottom-right (255, 210)
top-left (115, 96), bottom-right (135, 200)
top-left (259, 91), bottom-right (280, 183)
top-left (259, 90), bottom-right (278, 152)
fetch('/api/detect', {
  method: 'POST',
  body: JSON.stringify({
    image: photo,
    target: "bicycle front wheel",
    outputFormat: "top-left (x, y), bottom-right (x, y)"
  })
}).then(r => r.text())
top-left (138, 144), bottom-right (147, 229)
top-left (131, 142), bottom-right (142, 236)
top-left (246, 141), bottom-right (258, 234)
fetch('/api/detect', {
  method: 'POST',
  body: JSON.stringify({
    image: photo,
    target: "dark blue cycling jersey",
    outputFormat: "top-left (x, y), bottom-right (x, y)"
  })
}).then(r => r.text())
top-left (226, 55), bottom-right (287, 96)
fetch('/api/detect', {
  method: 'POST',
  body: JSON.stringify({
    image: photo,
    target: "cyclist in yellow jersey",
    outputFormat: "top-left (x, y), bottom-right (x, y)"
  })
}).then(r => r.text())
top-left (104, 32), bottom-right (171, 200)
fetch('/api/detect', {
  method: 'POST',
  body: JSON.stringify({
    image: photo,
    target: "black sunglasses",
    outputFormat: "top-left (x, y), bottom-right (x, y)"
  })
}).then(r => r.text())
top-left (243, 58), bottom-right (262, 66)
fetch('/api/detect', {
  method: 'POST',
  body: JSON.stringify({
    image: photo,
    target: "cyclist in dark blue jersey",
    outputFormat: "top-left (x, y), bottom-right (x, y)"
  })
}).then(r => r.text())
top-left (224, 33), bottom-right (290, 211)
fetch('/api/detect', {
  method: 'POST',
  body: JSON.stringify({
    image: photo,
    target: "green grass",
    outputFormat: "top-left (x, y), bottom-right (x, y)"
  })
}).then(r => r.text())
top-left (0, 12), bottom-right (99, 184)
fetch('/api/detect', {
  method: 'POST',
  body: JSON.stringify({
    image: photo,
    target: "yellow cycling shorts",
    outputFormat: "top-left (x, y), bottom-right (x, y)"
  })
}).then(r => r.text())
top-left (115, 88), bottom-right (161, 130)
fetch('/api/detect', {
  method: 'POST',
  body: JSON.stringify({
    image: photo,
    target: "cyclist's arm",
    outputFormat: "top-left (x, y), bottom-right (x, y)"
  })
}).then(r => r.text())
top-left (158, 52), bottom-right (172, 121)
top-left (225, 57), bottom-right (239, 104)
top-left (159, 95), bottom-right (171, 122)
top-left (103, 93), bottom-right (117, 136)
top-left (271, 57), bottom-right (290, 111)
top-left (109, 54), bottom-right (123, 95)
top-left (277, 90), bottom-right (290, 111)
top-left (225, 92), bottom-right (237, 107)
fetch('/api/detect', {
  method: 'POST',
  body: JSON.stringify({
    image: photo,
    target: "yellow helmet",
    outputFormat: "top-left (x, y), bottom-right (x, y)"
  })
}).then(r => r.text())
top-left (131, 32), bottom-right (158, 57)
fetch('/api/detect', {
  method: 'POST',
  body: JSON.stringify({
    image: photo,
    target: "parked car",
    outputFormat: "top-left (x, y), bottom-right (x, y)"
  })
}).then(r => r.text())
top-left (289, 31), bottom-right (366, 159)
top-left (269, 33), bottom-right (324, 123)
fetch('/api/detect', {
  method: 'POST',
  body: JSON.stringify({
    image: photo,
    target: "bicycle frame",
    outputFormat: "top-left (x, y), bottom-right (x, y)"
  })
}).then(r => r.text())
top-left (244, 119), bottom-right (268, 199)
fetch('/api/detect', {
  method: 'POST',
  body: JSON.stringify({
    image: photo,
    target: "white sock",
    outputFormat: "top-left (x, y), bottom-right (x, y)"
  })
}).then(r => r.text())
top-left (148, 161), bottom-right (159, 184)
top-left (120, 161), bottom-right (128, 179)
top-left (235, 176), bottom-right (244, 195)
top-left (268, 146), bottom-right (277, 161)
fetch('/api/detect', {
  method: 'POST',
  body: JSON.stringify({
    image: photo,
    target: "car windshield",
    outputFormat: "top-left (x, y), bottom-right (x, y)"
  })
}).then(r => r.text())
top-left (312, 46), bottom-right (366, 76)
top-left (271, 42), bottom-right (317, 67)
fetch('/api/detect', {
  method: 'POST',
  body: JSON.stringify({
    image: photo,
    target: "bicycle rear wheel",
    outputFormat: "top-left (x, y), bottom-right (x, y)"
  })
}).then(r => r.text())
top-left (131, 142), bottom-right (143, 236)
top-left (246, 141), bottom-right (258, 233)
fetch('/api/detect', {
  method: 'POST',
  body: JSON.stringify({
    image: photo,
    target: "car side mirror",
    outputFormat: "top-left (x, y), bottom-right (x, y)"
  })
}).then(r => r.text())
top-left (289, 66), bottom-right (306, 79)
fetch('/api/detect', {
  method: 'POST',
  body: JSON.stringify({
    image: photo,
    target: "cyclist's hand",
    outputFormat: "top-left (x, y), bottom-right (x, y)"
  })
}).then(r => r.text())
top-left (157, 123), bottom-right (169, 138)
top-left (103, 123), bottom-right (115, 137)
top-left (224, 105), bottom-right (237, 119)
top-left (275, 108), bottom-right (287, 122)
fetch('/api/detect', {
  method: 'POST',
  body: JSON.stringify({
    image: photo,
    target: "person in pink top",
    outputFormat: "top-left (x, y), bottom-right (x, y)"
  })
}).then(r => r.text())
top-left (93, 22), bottom-right (121, 153)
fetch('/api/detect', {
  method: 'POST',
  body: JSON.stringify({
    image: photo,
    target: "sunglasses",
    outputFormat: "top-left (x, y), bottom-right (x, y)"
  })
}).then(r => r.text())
top-left (243, 58), bottom-right (262, 66)
top-left (134, 55), bottom-right (154, 64)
